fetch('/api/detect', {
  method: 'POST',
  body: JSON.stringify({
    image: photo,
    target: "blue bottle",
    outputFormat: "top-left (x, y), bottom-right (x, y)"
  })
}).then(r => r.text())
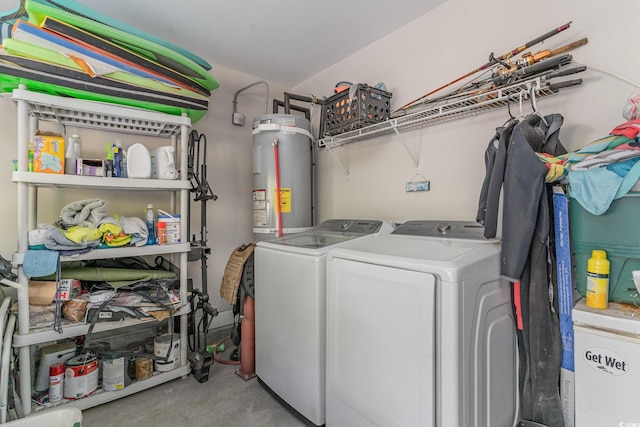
top-left (145, 204), bottom-right (157, 245)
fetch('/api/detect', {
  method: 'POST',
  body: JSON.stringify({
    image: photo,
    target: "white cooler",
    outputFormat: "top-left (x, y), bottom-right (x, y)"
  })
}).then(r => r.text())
top-left (573, 299), bottom-right (640, 427)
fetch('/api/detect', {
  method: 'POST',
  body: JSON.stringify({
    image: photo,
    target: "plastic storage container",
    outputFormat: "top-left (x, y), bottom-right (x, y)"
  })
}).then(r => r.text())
top-left (570, 193), bottom-right (640, 304)
top-left (321, 83), bottom-right (392, 136)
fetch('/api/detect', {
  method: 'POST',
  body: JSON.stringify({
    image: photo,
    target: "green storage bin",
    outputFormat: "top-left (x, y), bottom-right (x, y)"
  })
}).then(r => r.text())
top-left (570, 192), bottom-right (640, 305)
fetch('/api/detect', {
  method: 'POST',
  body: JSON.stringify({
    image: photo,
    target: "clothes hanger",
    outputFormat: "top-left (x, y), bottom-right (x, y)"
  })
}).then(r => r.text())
top-left (502, 94), bottom-right (518, 126)
top-left (529, 85), bottom-right (548, 126)
top-left (515, 89), bottom-right (527, 122)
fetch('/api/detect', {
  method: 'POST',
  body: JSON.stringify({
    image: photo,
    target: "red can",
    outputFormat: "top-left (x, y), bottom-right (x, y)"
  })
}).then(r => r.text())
top-left (48, 363), bottom-right (64, 403)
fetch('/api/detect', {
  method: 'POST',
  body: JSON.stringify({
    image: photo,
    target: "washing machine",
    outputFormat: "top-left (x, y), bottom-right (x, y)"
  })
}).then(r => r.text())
top-left (325, 220), bottom-right (517, 427)
top-left (255, 219), bottom-right (395, 426)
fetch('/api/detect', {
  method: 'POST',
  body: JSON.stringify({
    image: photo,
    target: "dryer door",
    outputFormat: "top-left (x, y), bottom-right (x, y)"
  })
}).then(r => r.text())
top-left (327, 258), bottom-right (436, 427)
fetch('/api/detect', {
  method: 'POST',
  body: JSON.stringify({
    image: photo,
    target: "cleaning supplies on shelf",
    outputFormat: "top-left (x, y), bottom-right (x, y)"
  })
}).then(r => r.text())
top-left (113, 143), bottom-right (123, 178)
top-left (105, 142), bottom-right (114, 177)
top-left (127, 143), bottom-right (151, 178)
top-left (145, 204), bottom-right (157, 245)
top-left (157, 210), bottom-right (181, 244)
top-left (150, 146), bottom-right (179, 180)
top-left (116, 139), bottom-right (127, 178)
top-left (64, 134), bottom-right (82, 175)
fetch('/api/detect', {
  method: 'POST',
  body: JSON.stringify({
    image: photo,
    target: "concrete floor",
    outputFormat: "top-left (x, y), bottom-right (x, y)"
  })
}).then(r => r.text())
top-left (80, 328), bottom-right (306, 427)
top-left (81, 353), bottom-right (306, 427)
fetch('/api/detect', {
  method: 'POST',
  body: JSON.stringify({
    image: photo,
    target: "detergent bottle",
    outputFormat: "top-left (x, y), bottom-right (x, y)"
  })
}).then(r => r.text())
top-left (126, 143), bottom-right (151, 179)
top-left (64, 134), bottom-right (82, 174)
top-left (586, 249), bottom-right (610, 309)
top-left (145, 204), bottom-right (157, 245)
top-left (150, 146), bottom-right (178, 180)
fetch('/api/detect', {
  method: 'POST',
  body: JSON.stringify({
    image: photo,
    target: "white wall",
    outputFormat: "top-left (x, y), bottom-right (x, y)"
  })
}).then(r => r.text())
top-left (294, 0), bottom-right (639, 224)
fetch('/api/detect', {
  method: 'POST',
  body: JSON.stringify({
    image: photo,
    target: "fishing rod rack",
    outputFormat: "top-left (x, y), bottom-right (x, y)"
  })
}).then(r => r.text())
top-left (317, 74), bottom-right (571, 150)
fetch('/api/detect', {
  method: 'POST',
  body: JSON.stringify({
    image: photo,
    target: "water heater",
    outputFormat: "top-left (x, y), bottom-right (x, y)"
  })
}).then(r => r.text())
top-left (252, 114), bottom-right (313, 241)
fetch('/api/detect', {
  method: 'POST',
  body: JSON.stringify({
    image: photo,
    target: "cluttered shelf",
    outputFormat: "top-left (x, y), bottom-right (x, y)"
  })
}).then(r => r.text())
top-left (317, 75), bottom-right (567, 149)
top-left (37, 364), bottom-right (191, 412)
top-left (13, 303), bottom-right (190, 348)
top-left (8, 86), bottom-right (192, 416)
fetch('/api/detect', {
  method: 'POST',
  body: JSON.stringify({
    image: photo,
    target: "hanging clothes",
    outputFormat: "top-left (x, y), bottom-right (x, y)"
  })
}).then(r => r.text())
top-left (477, 113), bottom-right (567, 427)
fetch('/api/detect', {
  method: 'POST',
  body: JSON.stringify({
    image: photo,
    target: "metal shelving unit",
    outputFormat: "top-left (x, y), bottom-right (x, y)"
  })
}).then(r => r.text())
top-left (9, 87), bottom-right (192, 415)
top-left (317, 75), bottom-right (574, 175)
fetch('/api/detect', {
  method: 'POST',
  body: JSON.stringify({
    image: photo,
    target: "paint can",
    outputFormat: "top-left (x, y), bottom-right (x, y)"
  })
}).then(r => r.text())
top-left (63, 353), bottom-right (99, 399)
top-left (48, 363), bottom-right (64, 403)
top-left (101, 353), bottom-right (133, 392)
top-left (154, 334), bottom-right (180, 372)
top-left (134, 357), bottom-right (153, 381)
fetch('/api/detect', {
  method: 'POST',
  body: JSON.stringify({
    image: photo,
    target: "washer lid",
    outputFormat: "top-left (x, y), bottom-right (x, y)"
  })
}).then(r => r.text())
top-left (258, 219), bottom-right (393, 249)
top-left (327, 233), bottom-right (500, 282)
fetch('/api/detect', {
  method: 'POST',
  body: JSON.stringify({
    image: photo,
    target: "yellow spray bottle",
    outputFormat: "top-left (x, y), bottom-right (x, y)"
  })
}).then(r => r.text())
top-left (586, 249), bottom-right (610, 309)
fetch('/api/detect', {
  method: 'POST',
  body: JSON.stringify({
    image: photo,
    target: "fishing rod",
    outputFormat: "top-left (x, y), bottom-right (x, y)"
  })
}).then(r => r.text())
top-left (393, 37), bottom-right (586, 116)
top-left (393, 21), bottom-right (573, 114)
top-left (391, 61), bottom-right (586, 118)
top-left (490, 38), bottom-right (587, 85)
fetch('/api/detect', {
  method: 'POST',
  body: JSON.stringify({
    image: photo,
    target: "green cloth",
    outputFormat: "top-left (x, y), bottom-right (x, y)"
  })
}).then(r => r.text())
top-left (34, 267), bottom-right (177, 288)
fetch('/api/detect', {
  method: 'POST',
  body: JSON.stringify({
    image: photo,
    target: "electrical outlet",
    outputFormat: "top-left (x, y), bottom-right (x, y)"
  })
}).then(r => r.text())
top-left (406, 181), bottom-right (430, 192)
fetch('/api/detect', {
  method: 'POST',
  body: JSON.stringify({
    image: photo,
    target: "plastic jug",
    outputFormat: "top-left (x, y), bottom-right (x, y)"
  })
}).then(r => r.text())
top-left (150, 146), bottom-right (179, 180)
top-left (64, 134), bottom-right (82, 174)
top-left (126, 143), bottom-right (151, 179)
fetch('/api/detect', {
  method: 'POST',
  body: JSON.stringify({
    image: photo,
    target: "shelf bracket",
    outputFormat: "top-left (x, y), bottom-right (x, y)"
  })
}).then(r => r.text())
top-left (323, 144), bottom-right (351, 178)
top-left (393, 127), bottom-right (420, 170)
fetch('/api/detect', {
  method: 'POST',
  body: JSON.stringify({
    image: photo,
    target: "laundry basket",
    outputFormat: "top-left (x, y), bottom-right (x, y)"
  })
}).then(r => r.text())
top-left (5, 407), bottom-right (82, 426)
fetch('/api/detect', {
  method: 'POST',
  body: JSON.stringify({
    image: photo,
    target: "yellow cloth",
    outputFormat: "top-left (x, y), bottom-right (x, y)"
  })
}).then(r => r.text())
top-left (98, 219), bottom-right (132, 247)
top-left (64, 225), bottom-right (102, 244)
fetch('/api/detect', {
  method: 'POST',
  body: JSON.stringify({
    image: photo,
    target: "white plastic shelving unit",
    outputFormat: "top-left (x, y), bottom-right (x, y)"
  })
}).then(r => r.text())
top-left (9, 87), bottom-right (192, 415)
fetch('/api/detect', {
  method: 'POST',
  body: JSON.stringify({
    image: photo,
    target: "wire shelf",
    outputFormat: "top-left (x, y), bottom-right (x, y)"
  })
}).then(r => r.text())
top-left (318, 76), bottom-right (563, 149)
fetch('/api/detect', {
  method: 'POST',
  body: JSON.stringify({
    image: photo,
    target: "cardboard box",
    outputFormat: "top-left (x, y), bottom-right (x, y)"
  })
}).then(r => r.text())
top-left (28, 279), bottom-right (81, 305)
top-left (75, 158), bottom-right (105, 176)
top-left (32, 131), bottom-right (65, 174)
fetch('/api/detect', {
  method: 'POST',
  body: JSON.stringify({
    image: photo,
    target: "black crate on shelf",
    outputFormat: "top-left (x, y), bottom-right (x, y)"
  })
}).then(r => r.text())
top-left (322, 84), bottom-right (392, 136)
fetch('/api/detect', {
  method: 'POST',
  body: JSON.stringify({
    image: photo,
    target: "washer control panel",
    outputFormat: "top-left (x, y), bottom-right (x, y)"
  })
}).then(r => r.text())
top-left (317, 219), bottom-right (383, 235)
top-left (392, 220), bottom-right (488, 239)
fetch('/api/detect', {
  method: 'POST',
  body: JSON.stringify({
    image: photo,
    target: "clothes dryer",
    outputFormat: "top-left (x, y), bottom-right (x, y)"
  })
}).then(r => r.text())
top-left (325, 220), bottom-right (517, 427)
top-left (255, 219), bottom-right (394, 426)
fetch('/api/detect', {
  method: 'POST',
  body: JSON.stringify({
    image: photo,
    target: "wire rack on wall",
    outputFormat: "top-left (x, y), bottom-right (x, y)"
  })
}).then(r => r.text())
top-left (317, 75), bottom-right (572, 150)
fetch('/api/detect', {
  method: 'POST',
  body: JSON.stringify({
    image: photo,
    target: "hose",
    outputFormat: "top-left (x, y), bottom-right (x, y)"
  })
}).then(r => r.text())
top-left (212, 336), bottom-right (240, 365)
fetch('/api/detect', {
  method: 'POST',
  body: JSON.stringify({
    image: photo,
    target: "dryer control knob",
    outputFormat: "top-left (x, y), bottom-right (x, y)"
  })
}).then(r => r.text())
top-left (437, 223), bottom-right (451, 233)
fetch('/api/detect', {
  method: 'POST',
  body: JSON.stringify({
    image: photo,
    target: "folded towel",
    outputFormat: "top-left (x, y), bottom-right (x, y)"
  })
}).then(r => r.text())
top-left (44, 224), bottom-right (101, 251)
top-left (23, 249), bottom-right (59, 278)
top-left (59, 199), bottom-right (108, 227)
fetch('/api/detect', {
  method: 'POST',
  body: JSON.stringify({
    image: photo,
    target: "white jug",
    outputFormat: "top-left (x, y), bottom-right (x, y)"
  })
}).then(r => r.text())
top-left (126, 143), bottom-right (151, 179)
top-left (150, 146), bottom-right (178, 180)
